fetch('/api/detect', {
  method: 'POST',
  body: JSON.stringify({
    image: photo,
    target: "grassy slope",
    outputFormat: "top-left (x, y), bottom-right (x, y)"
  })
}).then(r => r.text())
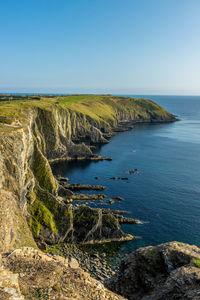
top-left (0, 94), bottom-right (173, 133)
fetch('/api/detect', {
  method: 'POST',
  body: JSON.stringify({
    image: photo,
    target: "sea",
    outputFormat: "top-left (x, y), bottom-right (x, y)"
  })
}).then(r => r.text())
top-left (53, 95), bottom-right (200, 258)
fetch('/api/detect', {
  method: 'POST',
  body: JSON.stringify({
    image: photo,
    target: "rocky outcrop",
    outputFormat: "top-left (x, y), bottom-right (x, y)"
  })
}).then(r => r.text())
top-left (72, 206), bottom-right (133, 244)
top-left (0, 247), bottom-right (125, 300)
top-left (107, 241), bottom-right (200, 300)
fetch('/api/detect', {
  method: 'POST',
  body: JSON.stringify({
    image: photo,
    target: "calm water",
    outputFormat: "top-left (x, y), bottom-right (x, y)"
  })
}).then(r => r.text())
top-left (54, 95), bottom-right (200, 256)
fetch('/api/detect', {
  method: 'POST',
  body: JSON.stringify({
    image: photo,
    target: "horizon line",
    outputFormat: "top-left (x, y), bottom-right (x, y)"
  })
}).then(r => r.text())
top-left (0, 92), bottom-right (200, 97)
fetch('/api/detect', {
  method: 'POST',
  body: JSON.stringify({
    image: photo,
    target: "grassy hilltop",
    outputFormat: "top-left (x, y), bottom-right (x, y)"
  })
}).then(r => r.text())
top-left (0, 94), bottom-right (174, 132)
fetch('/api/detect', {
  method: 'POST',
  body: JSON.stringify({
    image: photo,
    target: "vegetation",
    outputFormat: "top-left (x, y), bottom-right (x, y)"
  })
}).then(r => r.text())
top-left (193, 258), bottom-right (200, 268)
top-left (74, 206), bottom-right (98, 230)
top-left (29, 197), bottom-right (57, 238)
top-left (31, 143), bottom-right (57, 192)
top-left (0, 94), bottom-right (174, 133)
top-left (0, 94), bottom-right (174, 243)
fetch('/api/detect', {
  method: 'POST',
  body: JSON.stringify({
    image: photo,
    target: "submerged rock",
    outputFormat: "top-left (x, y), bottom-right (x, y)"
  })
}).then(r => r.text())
top-left (62, 183), bottom-right (107, 191)
top-left (72, 193), bottom-right (106, 200)
top-left (112, 196), bottom-right (124, 201)
top-left (129, 169), bottom-right (138, 174)
top-left (109, 199), bottom-right (115, 205)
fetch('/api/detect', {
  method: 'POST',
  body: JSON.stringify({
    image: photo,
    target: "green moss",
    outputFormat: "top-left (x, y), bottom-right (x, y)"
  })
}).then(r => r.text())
top-left (0, 118), bottom-right (13, 124)
top-left (43, 248), bottom-right (61, 255)
top-left (30, 218), bottom-right (42, 237)
top-left (104, 213), bottom-right (118, 227)
top-left (29, 197), bottom-right (57, 238)
top-left (27, 185), bottom-right (73, 239)
top-left (193, 258), bottom-right (200, 268)
top-left (31, 143), bottom-right (57, 192)
top-left (75, 207), bottom-right (97, 226)
top-left (147, 249), bottom-right (160, 258)
top-left (143, 249), bottom-right (166, 276)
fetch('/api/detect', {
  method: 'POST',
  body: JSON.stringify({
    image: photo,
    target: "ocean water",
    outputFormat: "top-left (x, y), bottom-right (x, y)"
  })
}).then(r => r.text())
top-left (54, 95), bottom-right (200, 256)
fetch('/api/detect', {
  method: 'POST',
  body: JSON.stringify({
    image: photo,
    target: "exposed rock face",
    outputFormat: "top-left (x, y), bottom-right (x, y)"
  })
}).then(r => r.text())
top-left (0, 247), bottom-right (125, 300)
top-left (107, 242), bottom-right (200, 300)
top-left (0, 96), bottom-right (176, 251)
top-left (72, 206), bottom-right (133, 244)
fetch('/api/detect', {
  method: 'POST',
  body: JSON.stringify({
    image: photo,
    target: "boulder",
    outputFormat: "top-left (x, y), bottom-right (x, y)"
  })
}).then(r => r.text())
top-left (107, 241), bottom-right (200, 300)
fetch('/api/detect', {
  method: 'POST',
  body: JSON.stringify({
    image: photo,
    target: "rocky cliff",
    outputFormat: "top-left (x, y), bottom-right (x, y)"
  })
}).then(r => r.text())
top-left (107, 241), bottom-right (200, 300)
top-left (0, 95), bottom-right (176, 252)
top-left (2, 95), bottom-right (199, 300)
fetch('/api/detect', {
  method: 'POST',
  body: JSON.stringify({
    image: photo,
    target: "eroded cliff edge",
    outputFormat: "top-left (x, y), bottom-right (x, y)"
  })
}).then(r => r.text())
top-left (0, 95), bottom-right (176, 252)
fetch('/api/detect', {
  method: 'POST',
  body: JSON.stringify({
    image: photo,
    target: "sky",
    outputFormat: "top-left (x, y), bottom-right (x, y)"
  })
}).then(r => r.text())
top-left (0, 0), bottom-right (200, 95)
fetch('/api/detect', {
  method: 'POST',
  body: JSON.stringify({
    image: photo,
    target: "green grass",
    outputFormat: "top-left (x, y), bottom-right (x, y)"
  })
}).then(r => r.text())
top-left (29, 197), bottom-right (57, 238)
top-left (193, 258), bottom-right (200, 268)
top-left (31, 143), bottom-right (57, 192)
top-left (0, 94), bottom-right (173, 132)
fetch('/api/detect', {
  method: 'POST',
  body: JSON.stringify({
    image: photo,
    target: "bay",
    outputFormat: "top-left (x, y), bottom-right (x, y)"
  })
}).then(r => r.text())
top-left (54, 95), bottom-right (200, 257)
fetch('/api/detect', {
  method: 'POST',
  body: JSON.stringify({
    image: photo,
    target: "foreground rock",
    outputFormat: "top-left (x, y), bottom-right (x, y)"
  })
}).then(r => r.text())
top-left (0, 247), bottom-right (125, 300)
top-left (56, 243), bottom-right (119, 282)
top-left (107, 241), bottom-right (200, 300)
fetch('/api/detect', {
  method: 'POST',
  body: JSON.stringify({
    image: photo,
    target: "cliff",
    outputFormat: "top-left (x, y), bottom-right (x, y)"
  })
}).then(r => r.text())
top-left (107, 241), bottom-right (200, 300)
top-left (2, 95), bottom-right (199, 300)
top-left (0, 95), bottom-right (176, 252)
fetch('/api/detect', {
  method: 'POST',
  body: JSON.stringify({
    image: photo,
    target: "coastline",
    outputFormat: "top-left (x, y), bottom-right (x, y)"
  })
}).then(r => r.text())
top-left (0, 94), bottom-right (176, 252)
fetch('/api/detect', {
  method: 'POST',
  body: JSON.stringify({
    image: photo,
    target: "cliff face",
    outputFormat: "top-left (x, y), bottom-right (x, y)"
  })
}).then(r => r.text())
top-left (0, 95), bottom-right (176, 252)
top-left (107, 241), bottom-right (200, 300)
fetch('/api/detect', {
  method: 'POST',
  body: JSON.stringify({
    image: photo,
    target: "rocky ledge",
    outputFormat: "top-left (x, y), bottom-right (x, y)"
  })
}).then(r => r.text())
top-left (107, 241), bottom-right (200, 300)
top-left (2, 241), bottom-right (200, 299)
top-left (0, 247), bottom-right (125, 300)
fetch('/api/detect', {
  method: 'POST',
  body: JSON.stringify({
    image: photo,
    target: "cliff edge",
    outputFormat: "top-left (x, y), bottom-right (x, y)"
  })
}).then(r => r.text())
top-left (107, 241), bottom-right (200, 300)
top-left (0, 247), bottom-right (125, 300)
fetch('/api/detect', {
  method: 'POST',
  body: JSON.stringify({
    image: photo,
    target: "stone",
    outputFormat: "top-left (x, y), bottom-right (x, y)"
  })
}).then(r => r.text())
top-left (109, 199), bottom-right (115, 204)
top-left (69, 257), bottom-right (79, 269)
top-left (112, 196), bottom-right (124, 201)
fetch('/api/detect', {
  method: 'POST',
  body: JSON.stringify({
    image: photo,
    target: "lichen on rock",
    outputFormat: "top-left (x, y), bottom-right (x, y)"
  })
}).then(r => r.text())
top-left (107, 241), bottom-right (200, 300)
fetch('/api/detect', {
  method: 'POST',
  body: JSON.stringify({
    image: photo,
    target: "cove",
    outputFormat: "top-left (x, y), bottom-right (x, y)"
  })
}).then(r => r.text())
top-left (53, 95), bottom-right (200, 258)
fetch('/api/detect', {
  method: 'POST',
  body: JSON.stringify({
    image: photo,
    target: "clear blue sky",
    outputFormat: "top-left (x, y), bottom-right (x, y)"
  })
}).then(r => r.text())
top-left (1, 0), bottom-right (200, 95)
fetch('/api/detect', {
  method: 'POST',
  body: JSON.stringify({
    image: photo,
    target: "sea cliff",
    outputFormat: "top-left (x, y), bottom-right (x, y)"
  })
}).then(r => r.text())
top-left (1, 94), bottom-right (190, 299)
top-left (0, 95), bottom-right (176, 252)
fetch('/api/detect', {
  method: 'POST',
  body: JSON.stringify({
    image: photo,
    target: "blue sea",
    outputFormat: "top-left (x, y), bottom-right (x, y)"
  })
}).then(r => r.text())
top-left (55, 95), bottom-right (200, 256)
